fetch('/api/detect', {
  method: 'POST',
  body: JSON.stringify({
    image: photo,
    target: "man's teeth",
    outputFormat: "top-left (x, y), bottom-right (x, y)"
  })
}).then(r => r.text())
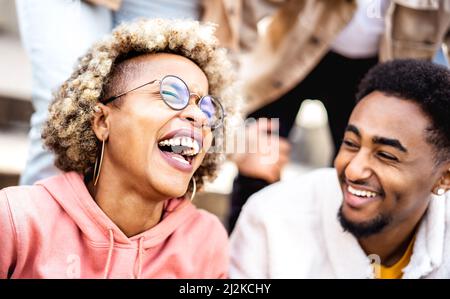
top-left (348, 185), bottom-right (377, 198)
top-left (158, 137), bottom-right (200, 156)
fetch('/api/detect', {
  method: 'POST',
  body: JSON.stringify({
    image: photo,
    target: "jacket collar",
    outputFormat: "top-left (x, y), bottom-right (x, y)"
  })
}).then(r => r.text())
top-left (320, 170), bottom-right (447, 278)
top-left (320, 171), bottom-right (374, 278)
top-left (402, 194), bottom-right (446, 278)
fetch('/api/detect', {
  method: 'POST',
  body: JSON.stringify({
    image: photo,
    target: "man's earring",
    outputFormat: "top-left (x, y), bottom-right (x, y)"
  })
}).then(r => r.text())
top-left (93, 105), bottom-right (101, 113)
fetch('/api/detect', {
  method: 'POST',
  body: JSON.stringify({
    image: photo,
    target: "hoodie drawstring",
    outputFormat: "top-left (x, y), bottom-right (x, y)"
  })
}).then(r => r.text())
top-left (135, 237), bottom-right (144, 279)
top-left (103, 229), bottom-right (144, 279)
top-left (103, 228), bottom-right (114, 279)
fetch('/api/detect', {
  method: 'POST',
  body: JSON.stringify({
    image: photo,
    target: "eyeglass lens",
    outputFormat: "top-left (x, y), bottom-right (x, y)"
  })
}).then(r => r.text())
top-left (160, 75), bottom-right (223, 128)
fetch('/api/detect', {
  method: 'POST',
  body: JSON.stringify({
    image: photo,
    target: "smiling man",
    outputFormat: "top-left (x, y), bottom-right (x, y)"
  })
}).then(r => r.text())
top-left (230, 59), bottom-right (450, 279)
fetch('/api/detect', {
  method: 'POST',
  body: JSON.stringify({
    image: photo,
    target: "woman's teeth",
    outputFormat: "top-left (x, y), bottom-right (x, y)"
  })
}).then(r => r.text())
top-left (158, 136), bottom-right (200, 156)
top-left (347, 185), bottom-right (377, 198)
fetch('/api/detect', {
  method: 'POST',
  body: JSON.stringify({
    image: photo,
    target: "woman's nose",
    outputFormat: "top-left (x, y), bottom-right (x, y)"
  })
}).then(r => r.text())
top-left (179, 95), bottom-right (208, 128)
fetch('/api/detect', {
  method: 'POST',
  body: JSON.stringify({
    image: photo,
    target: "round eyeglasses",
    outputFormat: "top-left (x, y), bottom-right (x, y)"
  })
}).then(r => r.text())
top-left (102, 75), bottom-right (225, 129)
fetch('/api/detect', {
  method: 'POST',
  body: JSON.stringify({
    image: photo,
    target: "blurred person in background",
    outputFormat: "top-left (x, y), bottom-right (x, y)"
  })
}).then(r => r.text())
top-left (0, 19), bottom-right (239, 278)
top-left (230, 59), bottom-right (450, 279)
top-left (224, 0), bottom-right (450, 232)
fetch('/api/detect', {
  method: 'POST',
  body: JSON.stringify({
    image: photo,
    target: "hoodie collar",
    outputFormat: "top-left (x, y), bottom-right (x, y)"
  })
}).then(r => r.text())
top-left (37, 171), bottom-right (197, 248)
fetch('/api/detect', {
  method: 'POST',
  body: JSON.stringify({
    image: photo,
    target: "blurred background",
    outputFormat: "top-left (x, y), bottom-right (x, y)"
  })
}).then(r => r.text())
top-left (0, 0), bottom-right (32, 188)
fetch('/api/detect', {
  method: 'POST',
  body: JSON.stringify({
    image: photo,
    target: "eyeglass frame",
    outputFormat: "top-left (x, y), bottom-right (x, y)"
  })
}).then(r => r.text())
top-left (101, 74), bottom-right (225, 129)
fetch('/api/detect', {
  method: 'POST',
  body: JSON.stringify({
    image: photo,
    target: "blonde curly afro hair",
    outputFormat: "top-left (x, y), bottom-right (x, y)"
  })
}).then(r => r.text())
top-left (42, 18), bottom-right (241, 190)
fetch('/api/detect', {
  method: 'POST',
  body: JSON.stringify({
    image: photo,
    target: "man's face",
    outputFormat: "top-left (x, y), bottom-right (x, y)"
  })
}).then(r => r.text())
top-left (334, 91), bottom-right (445, 238)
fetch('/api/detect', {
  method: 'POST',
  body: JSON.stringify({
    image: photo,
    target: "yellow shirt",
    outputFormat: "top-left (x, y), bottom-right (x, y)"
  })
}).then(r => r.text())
top-left (374, 237), bottom-right (415, 279)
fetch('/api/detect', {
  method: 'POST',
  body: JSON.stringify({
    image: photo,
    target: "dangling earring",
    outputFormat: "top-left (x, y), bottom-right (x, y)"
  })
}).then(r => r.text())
top-left (93, 139), bottom-right (106, 186)
top-left (436, 188), bottom-right (445, 196)
top-left (189, 178), bottom-right (197, 202)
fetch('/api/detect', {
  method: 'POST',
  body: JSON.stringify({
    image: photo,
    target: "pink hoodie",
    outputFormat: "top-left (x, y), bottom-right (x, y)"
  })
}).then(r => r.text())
top-left (0, 172), bottom-right (229, 278)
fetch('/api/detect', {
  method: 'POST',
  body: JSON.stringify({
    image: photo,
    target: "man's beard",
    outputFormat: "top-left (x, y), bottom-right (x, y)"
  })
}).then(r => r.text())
top-left (337, 205), bottom-right (392, 239)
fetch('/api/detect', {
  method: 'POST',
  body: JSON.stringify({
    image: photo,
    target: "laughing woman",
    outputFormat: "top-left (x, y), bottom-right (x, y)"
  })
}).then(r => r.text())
top-left (0, 19), bottom-right (240, 278)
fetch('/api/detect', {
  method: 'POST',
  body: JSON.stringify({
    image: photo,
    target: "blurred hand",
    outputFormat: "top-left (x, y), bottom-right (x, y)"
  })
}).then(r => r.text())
top-left (233, 118), bottom-right (291, 183)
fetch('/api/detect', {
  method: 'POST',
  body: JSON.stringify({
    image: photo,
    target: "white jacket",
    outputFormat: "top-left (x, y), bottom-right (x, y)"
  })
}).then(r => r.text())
top-left (230, 168), bottom-right (450, 278)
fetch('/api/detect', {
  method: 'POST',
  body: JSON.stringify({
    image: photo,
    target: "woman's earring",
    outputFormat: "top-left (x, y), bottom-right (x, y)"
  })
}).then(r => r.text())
top-left (436, 188), bottom-right (446, 196)
top-left (189, 178), bottom-right (197, 202)
top-left (93, 139), bottom-right (106, 186)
